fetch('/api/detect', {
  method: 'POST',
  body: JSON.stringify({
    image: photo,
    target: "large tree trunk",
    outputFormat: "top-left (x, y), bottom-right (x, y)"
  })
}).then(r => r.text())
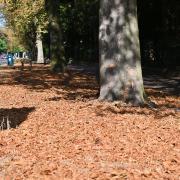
top-left (45, 0), bottom-right (65, 72)
top-left (99, 0), bottom-right (145, 105)
top-left (36, 32), bottom-right (44, 64)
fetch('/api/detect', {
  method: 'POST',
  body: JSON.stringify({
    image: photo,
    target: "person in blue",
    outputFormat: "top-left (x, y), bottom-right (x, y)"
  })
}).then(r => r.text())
top-left (7, 53), bottom-right (14, 66)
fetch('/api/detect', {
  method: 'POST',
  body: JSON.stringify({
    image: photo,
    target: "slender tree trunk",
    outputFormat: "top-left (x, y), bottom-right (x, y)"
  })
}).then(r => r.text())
top-left (45, 0), bottom-right (65, 72)
top-left (31, 43), bottom-right (36, 62)
top-left (99, 0), bottom-right (145, 105)
top-left (36, 32), bottom-right (44, 64)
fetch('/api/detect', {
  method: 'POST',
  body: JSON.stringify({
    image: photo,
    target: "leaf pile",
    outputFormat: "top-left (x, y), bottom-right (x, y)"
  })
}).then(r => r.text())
top-left (0, 65), bottom-right (179, 179)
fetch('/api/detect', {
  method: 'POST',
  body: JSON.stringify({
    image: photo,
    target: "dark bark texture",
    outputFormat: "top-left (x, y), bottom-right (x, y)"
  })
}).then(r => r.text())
top-left (45, 0), bottom-right (65, 72)
top-left (99, 0), bottom-right (145, 105)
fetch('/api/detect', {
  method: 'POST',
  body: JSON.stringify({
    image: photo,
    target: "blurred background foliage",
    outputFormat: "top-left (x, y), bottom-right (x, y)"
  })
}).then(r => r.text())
top-left (0, 0), bottom-right (180, 67)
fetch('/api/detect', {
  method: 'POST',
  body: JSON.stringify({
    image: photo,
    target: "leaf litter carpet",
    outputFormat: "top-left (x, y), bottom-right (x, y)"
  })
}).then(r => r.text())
top-left (0, 65), bottom-right (179, 179)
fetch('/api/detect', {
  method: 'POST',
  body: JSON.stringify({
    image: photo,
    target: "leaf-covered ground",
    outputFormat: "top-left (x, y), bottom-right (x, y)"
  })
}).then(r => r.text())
top-left (0, 65), bottom-right (179, 179)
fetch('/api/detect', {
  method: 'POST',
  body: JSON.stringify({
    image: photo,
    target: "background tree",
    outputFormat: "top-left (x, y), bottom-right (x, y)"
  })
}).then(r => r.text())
top-left (59, 0), bottom-right (99, 63)
top-left (45, 0), bottom-right (66, 72)
top-left (3, 0), bottom-right (48, 63)
top-left (0, 35), bottom-right (7, 53)
top-left (1, 0), bottom-right (180, 73)
top-left (0, 27), bottom-right (24, 53)
top-left (138, 0), bottom-right (180, 68)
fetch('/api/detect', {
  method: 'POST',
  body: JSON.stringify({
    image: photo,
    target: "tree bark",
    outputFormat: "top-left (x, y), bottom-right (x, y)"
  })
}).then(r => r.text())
top-left (99, 0), bottom-right (145, 105)
top-left (45, 0), bottom-right (65, 72)
top-left (36, 32), bottom-right (44, 64)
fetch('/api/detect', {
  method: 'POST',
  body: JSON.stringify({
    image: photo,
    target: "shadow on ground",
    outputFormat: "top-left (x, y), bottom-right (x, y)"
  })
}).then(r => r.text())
top-left (92, 103), bottom-right (179, 119)
top-left (0, 65), bottom-right (99, 100)
top-left (143, 67), bottom-right (180, 96)
top-left (0, 107), bottom-right (35, 130)
top-left (0, 65), bottom-right (179, 106)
